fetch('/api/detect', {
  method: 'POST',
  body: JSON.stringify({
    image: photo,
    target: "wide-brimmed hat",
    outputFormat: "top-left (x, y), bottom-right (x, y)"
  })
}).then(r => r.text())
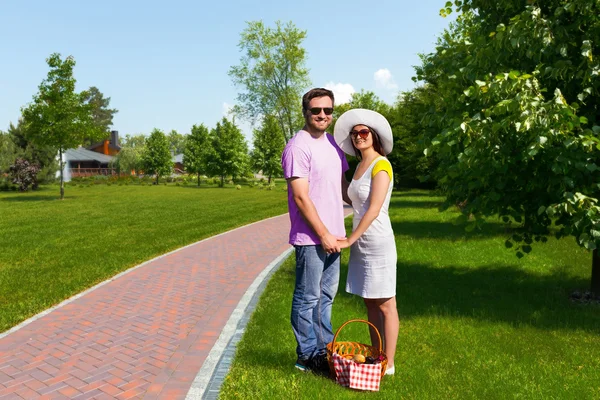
top-left (333, 109), bottom-right (393, 156)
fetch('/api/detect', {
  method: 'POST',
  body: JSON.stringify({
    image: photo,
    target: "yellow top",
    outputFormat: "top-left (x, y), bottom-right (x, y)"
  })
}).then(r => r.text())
top-left (371, 158), bottom-right (393, 179)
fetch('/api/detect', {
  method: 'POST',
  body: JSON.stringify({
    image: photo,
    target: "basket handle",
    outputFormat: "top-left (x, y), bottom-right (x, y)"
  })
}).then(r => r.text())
top-left (332, 319), bottom-right (383, 353)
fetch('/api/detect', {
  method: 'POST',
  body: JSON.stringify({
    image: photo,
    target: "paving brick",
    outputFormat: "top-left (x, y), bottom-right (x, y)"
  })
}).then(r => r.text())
top-left (0, 214), bottom-right (296, 399)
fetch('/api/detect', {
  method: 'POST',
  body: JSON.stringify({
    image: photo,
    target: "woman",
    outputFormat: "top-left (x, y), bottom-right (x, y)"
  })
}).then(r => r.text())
top-left (334, 108), bottom-right (398, 376)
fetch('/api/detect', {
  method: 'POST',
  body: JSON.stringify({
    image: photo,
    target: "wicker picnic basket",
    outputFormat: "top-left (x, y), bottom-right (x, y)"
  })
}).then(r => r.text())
top-left (326, 319), bottom-right (388, 379)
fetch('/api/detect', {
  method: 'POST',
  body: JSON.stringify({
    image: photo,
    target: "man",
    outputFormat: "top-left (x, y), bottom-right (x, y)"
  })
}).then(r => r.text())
top-left (281, 88), bottom-right (352, 373)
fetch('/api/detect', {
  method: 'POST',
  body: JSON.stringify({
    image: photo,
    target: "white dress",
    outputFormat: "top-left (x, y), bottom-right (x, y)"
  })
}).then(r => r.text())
top-left (346, 156), bottom-right (397, 299)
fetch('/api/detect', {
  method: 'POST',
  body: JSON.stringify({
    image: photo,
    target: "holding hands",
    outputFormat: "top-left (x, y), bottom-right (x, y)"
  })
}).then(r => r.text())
top-left (337, 237), bottom-right (354, 249)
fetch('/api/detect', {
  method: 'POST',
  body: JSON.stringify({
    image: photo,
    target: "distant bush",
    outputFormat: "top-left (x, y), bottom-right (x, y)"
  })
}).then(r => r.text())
top-left (9, 158), bottom-right (40, 192)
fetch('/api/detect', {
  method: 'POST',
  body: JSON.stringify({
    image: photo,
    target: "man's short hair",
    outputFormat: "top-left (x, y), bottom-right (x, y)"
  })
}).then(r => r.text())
top-left (302, 88), bottom-right (335, 112)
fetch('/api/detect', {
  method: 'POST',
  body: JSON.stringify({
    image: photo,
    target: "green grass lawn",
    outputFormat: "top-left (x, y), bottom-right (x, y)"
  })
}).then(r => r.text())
top-left (0, 183), bottom-right (287, 333)
top-left (219, 190), bottom-right (600, 399)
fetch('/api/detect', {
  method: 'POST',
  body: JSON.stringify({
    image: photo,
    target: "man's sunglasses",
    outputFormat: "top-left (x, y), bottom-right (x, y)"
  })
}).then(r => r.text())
top-left (308, 107), bottom-right (334, 115)
top-left (350, 129), bottom-right (371, 140)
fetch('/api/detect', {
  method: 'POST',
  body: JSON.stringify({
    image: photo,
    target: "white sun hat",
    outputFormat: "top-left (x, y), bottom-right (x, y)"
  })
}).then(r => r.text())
top-left (333, 108), bottom-right (394, 156)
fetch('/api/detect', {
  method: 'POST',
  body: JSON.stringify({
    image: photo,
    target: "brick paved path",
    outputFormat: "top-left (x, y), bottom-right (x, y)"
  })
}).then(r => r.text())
top-left (0, 214), bottom-right (294, 399)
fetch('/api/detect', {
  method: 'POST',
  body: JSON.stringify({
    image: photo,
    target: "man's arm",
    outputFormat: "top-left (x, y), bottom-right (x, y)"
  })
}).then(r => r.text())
top-left (288, 177), bottom-right (341, 254)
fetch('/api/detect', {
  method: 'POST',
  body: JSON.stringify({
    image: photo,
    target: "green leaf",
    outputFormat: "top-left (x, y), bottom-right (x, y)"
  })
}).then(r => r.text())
top-left (538, 206), bottom-right (546, 215)
top-left (580, 116), bottom-right (588, 124)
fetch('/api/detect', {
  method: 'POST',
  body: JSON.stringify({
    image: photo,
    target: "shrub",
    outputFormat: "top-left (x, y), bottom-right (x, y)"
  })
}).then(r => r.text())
top-left (236, 184), bottom-right (241, 190)
top-left (9, 158), bottom-right (40, 192)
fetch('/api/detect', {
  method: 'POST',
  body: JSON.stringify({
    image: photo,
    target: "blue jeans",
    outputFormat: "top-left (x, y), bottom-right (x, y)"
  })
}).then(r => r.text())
top-left (291, 245), bottom-right (340, 360)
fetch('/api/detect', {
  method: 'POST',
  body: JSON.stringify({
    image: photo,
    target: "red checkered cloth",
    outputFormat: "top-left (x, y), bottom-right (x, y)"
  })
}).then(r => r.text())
top-left (331, 352), bottom-right (382, 391)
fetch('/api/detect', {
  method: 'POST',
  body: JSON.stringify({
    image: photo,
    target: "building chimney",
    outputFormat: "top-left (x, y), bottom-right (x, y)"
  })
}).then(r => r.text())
top-left (110, 130), bottom-right (119, 147)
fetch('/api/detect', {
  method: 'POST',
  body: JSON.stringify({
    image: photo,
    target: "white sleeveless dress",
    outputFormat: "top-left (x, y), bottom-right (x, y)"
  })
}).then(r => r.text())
top-left (346, 156), bottom-right (397, 299)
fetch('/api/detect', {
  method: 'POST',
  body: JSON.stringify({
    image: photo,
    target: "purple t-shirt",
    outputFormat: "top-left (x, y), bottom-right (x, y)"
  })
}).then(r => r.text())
top-left (281, 130), bottom-right (349, 246)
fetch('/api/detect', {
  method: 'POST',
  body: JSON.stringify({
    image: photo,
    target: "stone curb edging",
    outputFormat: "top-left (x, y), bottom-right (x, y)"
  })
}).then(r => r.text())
top-left (185, 246), bottom-right (294, 400)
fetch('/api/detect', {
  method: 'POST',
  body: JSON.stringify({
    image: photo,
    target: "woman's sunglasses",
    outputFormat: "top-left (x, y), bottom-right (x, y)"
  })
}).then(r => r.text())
top-left (350, 129), bottom-right (370, 140)
top-left (308, 107), bottom-right (334, 115)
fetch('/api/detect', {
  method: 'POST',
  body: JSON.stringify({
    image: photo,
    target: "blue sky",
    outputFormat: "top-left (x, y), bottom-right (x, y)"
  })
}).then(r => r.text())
top-left (0, 0), bottom-right (455, 143)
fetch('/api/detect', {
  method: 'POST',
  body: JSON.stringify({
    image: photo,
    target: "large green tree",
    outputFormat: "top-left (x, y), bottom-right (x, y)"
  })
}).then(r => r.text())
top-left (81, 86), bottom-right (118, 134)
top-left (416, 1), bottom-right (600, 292)
top-left (251, 114), bottom-right (285, 183)
top-left (141, 129), bottom-right (173, 184)
top-left (183, 124), bottom-right (211, 186)
top-left (21, 53), bottom-right (104, 199)
top-left (229, 20), bottom-right (311, 142)
top-left (206, 117), bottom-right (249, 186)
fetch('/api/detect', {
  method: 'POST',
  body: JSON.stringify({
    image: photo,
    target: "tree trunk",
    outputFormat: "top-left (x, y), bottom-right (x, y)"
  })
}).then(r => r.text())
top-left (59, 148), bottom-right (64, 200)
top-left (156, 174), bottom-right (159, 185)
top-left (268, 173), bottom-right (272, 184)
top-left (592, 249), bottom-right (600, 295)
top-left (220, 175), bottom-right (224, 187)
top-left (197, 173), bottom-right (200, 186)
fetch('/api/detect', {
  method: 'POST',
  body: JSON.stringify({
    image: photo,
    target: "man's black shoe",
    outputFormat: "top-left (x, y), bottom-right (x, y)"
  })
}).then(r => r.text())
top-left (309, 353), bottom-right (330, 376)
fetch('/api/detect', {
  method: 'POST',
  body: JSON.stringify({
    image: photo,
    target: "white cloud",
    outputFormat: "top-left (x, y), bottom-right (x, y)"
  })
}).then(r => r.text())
top-left (374, 69), bottom-right (398, 90)
top-left (222, 102), bottom-right (233, 116)
top-left (324, 82), bottom-right (355, 104)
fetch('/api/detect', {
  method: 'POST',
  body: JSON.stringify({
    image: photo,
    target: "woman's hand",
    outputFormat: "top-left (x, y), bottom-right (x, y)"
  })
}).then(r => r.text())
top-left (337, 238), bottom-right (352, 249)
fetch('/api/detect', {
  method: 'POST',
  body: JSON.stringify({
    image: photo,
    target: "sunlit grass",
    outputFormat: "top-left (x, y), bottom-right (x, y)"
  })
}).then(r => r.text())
top-left (0, 184), bottom-right (288, 332)
top-left (220, 190), bottom-right (600, 399)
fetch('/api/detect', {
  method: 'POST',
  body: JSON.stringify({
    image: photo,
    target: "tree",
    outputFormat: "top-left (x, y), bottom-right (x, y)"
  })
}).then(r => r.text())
top-left (81, 86), bottom-right (118, 134)
top-left (0, 130), bottom-right (18, 176)
top-left (251, 114), bottom-right (285, 183)
top-left (141, 129), bottom-right (173, 184)
top-left (329, 91), bottom-right (393, 181)
top-left (229, 20), bottom-right (311, 142)
top-left (416, 1), bottom-right (600, 292)
top-left (168, 130), bottom-right (186, 155)
top-left (183, 124), bottom-right (211, 186)
top-left (387, 86), bottom-right (440, 188)
top-left (112, 133), bottom-right (146, 176)
top-left (112, 146), bottom-right (143, 176)
top-left (206, 117), bottom-right (249, 187)
top-left (121, 133), bottom-right (147, 148)
top-left (6, 119), bottom-right (57, 183)
top-left (21, 53), bottom-right (105, 199)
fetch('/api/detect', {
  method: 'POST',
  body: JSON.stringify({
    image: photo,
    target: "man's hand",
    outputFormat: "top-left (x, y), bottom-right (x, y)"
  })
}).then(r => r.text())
top-left (320, 232), bottom-right (341, 254)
